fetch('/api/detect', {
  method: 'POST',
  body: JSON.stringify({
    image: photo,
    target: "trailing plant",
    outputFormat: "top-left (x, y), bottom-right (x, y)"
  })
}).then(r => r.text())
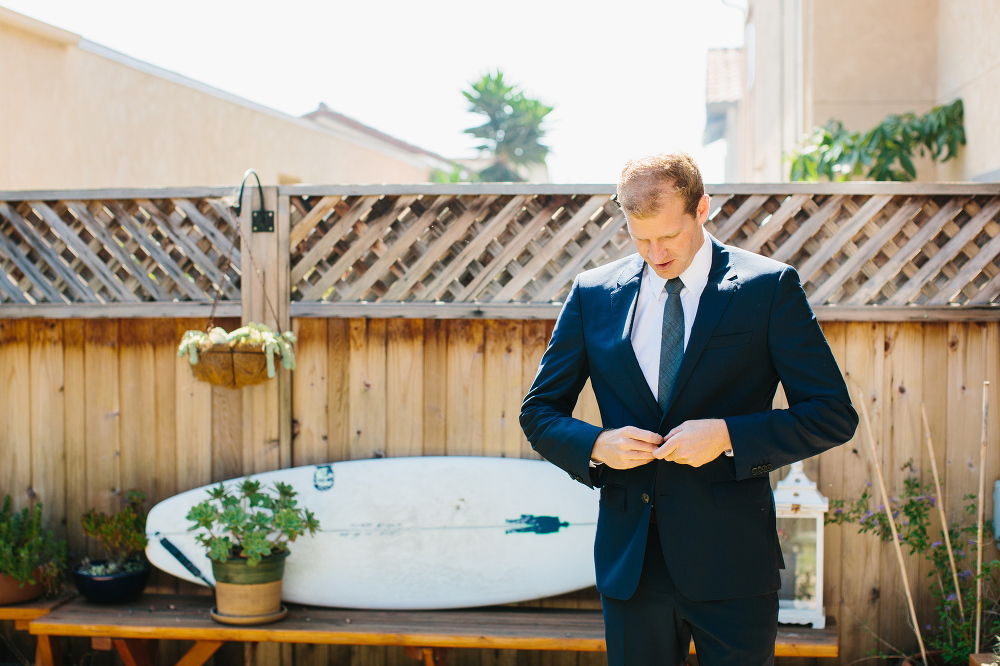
top-left (828, 459), bottom-right (1000, 664)
top-left (178, 322), bottom-right (296, 379)
top-left (79, 490), bottom-right (148, 575)
top-left (787, 98), bottom-right (966, 182)
top-left (0, 496), bottom-right (66, 593)
top-left (186, 478), bottom-right (320, 566)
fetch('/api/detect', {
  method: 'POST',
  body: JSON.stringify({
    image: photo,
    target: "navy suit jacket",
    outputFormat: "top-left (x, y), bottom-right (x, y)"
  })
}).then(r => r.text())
top-left (520, 237), bottom-right (858, 602)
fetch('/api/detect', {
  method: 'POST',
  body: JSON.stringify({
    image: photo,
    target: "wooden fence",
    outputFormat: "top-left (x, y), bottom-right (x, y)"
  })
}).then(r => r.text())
top-left (3, 183), bottom-right (1000, 665)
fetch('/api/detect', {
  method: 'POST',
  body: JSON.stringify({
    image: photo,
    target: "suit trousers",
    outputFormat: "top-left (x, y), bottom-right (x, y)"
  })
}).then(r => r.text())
top-left (601, 522), bottom-right (778, 666)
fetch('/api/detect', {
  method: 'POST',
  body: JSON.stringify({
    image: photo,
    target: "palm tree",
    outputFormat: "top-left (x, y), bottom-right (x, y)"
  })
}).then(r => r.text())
top-left (463, 70), bottom-right (553, 182)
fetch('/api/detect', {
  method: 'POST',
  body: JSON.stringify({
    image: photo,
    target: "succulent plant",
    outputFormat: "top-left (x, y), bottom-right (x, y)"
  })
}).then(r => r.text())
top-left (186, 478), bottom-right (319, 566)
top-left (79, 489), bottom-right (148, 575)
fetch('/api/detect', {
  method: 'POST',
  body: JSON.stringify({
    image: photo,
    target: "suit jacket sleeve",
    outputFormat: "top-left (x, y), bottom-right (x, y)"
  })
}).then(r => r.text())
top-left (520, 277), bottom-right (606, 488)
top-left (723, 266), bottom-right (858, 479)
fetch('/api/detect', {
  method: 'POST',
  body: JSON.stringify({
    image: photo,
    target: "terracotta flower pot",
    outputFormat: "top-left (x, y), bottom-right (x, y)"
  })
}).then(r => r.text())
top-left (210, 551), bottom-right (288, 625)
top-left (0, 569), bottom-right (45, 605)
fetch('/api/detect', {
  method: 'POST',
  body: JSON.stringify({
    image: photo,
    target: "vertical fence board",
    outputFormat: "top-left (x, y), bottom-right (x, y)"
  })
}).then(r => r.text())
top-left (878, 323), bottom-right (924, 655)
top-left (945, 324), bottom-right (989, 526)
top-left (521, 321), bottom-right (549, 460)
top-left (277, 192), bottom-right (292, 473)
top-left (152, 320), bottom-right (178, 505)
top-left (839, 322), bottom-right (885, 662)
top-left (0, 320), bottom-right (31, 508)
top-left (484, 320), bottom-right (523, 458)
top-left (447, 320), bottom-right (484, 456)
top-left (387, 319), bottom-right (424, 458)
top-left (28, 320), bottom-right (65, 538)
top-left (919, 322), bottom-right (950, 624)
top-left (212, 385), bottom-right (243, 482)
top-left (422, 319), bottom-right (448, 456)
top-left (292, 318), bottom-right (329, 466)
top-left (209, 319), bottom-right (243, 483)
top-left (327, 319), bottom-right (350, 462)
top-left (118, 320), bottom-right (158, 500)
top-left (62, 320), bottom-right (86, 556)
top-left (83, 319), bottom-right (120, 536)
top-left (349, 318), bottom-right (386, 460)
top-left (174, 319), bottom-right (212, 493)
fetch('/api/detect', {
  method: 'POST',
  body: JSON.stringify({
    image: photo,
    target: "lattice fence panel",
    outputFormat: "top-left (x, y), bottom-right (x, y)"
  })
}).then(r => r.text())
top-left (289, 193), bottom-right (631, 304)
top-left (6, 188), bottom-right (1000, 312)
top-left (0, 197), bottom-right (241, 304)
top-left (291, 190), bottom-right (1000, 308)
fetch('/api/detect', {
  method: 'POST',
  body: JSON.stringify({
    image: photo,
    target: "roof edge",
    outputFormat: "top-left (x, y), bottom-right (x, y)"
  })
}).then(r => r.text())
top-left (74, 39), bottom-right (443, 171)
top-left (0, 6), bottom-right (80, 45)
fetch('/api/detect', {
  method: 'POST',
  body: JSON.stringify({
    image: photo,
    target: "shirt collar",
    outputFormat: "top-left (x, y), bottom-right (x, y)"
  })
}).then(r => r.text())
top-left (644, 227), bottom-right (713, 297)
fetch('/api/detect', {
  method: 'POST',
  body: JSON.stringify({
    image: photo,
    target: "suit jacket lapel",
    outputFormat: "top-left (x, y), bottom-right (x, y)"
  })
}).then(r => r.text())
top-left (660, 238), bottom-right (739, 426)
top-left (610, 256), bottom-right (661, 423)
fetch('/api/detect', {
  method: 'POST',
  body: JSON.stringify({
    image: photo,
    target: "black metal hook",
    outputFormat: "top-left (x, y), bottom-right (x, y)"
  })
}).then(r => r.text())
top-left (235, 168), bottom-right (274, 232)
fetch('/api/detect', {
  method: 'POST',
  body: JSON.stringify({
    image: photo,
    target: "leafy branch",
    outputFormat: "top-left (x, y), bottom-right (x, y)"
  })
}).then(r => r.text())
top-left (787, 99), bottom-right (965, 182)
top-left (828, 458), bottom-right (1000, 663)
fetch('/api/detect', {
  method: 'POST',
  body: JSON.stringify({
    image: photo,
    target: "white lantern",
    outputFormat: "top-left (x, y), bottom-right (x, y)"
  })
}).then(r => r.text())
top-left (773, 461), bottom-right (828, 628)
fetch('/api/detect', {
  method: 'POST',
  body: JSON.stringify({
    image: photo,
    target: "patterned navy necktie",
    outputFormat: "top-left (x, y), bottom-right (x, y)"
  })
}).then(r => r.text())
top-left (658, 278), bottom-right (685, 412)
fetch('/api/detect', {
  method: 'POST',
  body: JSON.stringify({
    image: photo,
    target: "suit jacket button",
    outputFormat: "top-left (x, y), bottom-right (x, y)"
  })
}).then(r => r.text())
top-left (766, 464), bottom-right (773, 471)
top-left (751, 466), bottom-right (759, 475)
top-left (641, 493), bottom-right (650, 504)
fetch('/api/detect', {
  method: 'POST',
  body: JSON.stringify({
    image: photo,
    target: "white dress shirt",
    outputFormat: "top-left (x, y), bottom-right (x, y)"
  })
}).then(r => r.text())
top-left (630, 227), bottom-right (713, 401)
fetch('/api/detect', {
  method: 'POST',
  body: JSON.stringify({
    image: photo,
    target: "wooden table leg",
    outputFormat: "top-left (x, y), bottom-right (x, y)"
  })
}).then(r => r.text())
top-left (34, 635), bottom-right (62, 666)
top-left (113, 638), bottom-right (153, 666)
top-left (174, 640), bottom-right (224, 666)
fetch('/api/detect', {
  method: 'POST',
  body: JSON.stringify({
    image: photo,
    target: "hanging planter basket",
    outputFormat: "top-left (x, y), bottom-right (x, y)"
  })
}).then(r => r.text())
top-left (179, 324), bottom-right (296, 390)
top-left (191, 342), bottom-right (271, 389)
top-left (178, 171), bottom-right (295, 390)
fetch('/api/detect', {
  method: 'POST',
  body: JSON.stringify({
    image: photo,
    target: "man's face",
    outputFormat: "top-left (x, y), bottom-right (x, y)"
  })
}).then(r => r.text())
top-left (625, 190), bottom-right (710, 280)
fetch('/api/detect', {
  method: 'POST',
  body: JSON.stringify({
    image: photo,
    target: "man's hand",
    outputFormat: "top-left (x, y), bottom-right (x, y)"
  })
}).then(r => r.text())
top-left (590, 426), bottom-right (663, 469)
top-left (654, 419), bottom-right (731, 467)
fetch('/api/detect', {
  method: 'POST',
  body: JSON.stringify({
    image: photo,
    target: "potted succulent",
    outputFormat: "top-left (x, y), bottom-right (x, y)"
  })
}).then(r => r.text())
top-left (177, 323), bottom-right (296, 389)
top-left (73, 490), bottom-right (150, 604)
top-left (186, 477), bottom-right (319, 625)
top-left (0, 496), bottom-right (65, 604)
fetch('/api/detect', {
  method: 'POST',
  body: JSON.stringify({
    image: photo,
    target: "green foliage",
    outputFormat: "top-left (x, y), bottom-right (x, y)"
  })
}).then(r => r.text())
top-left (787, 99), bottom-right (966, 182)
top-left (0, 496), bottom-right (66, 593)
top-left (186, 477), bottom-right (320, 567)
top-left (463, 69), bottom-right (553, 182)
top-left (430, 165), bottom-right (473, 183)
top-left (80, 490), bottom-right (148, 574)
top-left (828, 459), bottom-right (999, 664)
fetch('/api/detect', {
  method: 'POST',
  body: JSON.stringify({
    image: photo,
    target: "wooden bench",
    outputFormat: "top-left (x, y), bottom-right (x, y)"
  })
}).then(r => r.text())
top-left (0, 594), bottom-right (73, 666)
top-left (26, 594), bottom-right (838, 666)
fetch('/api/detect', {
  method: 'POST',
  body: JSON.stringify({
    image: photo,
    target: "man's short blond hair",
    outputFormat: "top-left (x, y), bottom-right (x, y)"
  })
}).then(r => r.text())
top-left (616, 152), bottom-right (704, 219)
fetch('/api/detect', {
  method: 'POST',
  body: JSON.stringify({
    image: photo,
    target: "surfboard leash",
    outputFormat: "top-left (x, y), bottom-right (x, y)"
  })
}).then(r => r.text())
top-left (155, 532), bottom-right (215, 588)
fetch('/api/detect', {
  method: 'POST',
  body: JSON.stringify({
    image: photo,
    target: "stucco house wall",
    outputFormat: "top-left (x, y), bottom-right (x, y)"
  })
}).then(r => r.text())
top-left (0, 8), bottom-right (442, 190)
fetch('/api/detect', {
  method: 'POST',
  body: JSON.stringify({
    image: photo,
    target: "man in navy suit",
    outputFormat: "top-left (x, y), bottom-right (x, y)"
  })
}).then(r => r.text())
top-left (520, 153), bottom-right (857, 665)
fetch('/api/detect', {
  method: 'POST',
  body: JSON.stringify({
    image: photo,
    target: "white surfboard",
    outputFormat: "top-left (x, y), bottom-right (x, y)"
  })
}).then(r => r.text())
top-left (145, 456), bottom-right (598, 609)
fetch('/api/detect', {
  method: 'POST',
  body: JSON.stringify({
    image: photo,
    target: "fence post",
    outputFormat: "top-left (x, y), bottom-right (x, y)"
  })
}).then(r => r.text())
top-left (239, 185), bottom-right (292, 473)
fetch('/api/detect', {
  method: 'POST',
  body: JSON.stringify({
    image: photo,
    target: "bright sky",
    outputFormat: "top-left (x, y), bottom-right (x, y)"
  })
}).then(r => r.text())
top-left (5, 0), bottom-right (745, 184)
